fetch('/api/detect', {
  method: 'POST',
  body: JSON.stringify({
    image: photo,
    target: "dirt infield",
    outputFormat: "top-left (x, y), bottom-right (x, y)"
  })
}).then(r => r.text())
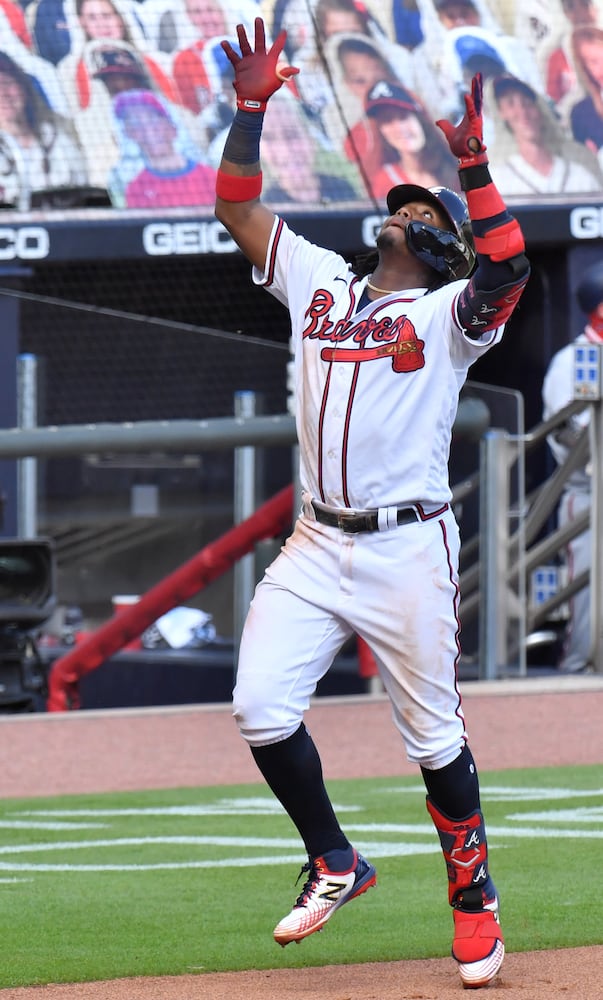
top-left (0, 674), bottom-right (602, 999)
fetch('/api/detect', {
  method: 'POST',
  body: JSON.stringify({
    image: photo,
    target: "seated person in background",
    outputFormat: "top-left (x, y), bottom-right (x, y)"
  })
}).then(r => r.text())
top-left (271, 0), bottom-right (368, 59)
top-left (321, 33), bottom-right (419, 182)
top-left (109, 88), bottom-right (216, 207)
top-left (543, 0), bottom-right (599, 105)
top-left (172, 0), bottom-right (241, 114)
top-left (140, 0), bottom-right (257, 55)
top-left (58, 0), bottom-right (177, 114)
top-left (428, 0), bottom-right (501, 30)
top-left (416, 0), bottom-right (544, 120)
top-left (73, 40), bottom-right (204, 188)
top-left (541, 259), bottom-right (603, 674)
top-left (511, 0), bottom-right (559, 64)
top-left (227, 84), bottom-right (363, 205)
top-left (0, 4), bottom-right (69, 114)
top-left (0, 48), bottom-right (88, 209)
top-left (363, 78), bottom-right (460, 200)
top-left (291, 0), bottom-right (413, 131)
top-left (487, 73), bottom-right (603, 196)
top-left (315, 0), bottom-right (390, 39)
top-left (329, 0), bottom-right (424, 50)
top-left (272, 0), bottom-right (420, 58)
top-left (568, 24), bottom-right (603, 167)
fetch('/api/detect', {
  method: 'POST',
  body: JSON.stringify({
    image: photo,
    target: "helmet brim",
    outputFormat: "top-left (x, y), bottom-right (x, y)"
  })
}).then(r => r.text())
top-left (386, 184), bottom-right (455, 233)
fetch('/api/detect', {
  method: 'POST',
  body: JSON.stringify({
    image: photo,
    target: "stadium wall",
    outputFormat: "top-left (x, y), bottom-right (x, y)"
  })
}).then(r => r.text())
top-left (1, 0), bottom-right (603, 641)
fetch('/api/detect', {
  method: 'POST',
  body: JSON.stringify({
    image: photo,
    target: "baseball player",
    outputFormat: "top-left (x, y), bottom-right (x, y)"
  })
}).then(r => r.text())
top-left (215, 18), bottom-right (530, 990)
top-left (541, 260), bottom-right (603, 673)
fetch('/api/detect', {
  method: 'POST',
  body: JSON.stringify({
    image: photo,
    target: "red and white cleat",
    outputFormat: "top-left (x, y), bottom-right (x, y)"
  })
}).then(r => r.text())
top-left (273, 848), bottom-right (377, 946)
top-left (452, 897), bottom-right (505, 989)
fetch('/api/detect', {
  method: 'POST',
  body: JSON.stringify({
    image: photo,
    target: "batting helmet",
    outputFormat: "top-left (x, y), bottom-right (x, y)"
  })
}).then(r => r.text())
top-left (386, 183), bottom-right (476, 281)
top-left (576, 259), bottom-right (603, 314)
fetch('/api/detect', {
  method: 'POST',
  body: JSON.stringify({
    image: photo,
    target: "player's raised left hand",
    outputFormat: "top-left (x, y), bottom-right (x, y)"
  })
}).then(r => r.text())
top-left (221, 17), bottom-right (299, 113)
top-left (436, 74), bottom-right (488, 167)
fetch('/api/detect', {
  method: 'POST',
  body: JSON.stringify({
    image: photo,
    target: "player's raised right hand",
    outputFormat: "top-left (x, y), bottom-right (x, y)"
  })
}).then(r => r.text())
top-left (221, 17), bottom-right (299, 113)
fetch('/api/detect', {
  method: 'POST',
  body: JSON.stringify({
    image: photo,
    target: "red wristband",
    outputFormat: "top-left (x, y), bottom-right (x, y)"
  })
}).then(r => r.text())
top-left (216, 170), bottom-right (263, 202)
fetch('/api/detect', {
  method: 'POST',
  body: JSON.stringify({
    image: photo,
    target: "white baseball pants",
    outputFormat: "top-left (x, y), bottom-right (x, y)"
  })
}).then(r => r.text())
top-left (233, 507), bottom-right (467, 769)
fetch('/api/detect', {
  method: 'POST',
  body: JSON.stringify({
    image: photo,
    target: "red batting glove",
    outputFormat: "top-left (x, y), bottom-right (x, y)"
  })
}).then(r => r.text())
top-left (436, 73), bottom-right (488, 167)
top-left (221, 17), bottom-right (299, 112)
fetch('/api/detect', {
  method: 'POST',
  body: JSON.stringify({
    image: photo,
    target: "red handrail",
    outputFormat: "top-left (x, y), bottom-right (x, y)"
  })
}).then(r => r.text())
top-left (46, 484), bottom-right (294, 711)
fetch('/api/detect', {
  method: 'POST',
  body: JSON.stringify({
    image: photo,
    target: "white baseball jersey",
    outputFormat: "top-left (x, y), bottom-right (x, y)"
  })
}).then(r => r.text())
top-left (542, 329), bottom-right (595, 489)
top-left (254, 217), bottom-right (504, 510)
top-left (542, 326), bottom-right (600, 671)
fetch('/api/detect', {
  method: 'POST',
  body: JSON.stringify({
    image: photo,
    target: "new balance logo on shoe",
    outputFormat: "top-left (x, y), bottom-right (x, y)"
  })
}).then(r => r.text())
top-left (273, 849), bottom-right (377, 946)
top-left (319, 880), bottom-right (348, 902)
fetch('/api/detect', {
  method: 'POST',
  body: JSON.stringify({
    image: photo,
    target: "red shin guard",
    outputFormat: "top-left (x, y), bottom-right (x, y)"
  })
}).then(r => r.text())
top-left (426, 797), bottom-right (489, 907)
top-left (427, 796), bottom-right (504, 985)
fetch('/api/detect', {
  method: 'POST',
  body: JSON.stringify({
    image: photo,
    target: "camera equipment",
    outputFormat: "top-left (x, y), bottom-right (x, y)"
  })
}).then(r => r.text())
top-left (0, 539), bottom-right (56, 712)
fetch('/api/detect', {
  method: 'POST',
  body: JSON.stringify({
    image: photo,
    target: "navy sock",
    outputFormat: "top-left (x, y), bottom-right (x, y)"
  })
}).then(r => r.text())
top-left (251, 723), bottom-right (350, 859)
top-left (421, 744), bottom-right (481, 818)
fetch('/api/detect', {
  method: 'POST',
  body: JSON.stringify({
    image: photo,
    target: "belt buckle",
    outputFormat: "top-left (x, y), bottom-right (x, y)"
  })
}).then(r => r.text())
top-left (337, 510), bottom-right (361, 533)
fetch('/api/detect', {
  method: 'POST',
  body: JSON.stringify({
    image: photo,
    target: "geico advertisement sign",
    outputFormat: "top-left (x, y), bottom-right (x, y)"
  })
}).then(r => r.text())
top-left (143, 221), bottom-right (236, 254)
top-left (1, 209), bottom-right (601, 262)
top-left (0, 227), bottom-right (49, 259)
top-left (365, 209), bottom-right (603, 245)
top-left (570, 206), bottom-right (603, 239)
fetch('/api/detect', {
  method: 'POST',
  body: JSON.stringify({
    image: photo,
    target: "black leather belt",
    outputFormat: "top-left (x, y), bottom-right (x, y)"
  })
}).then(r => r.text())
top-left (311, 501), bottom-right (418, 533)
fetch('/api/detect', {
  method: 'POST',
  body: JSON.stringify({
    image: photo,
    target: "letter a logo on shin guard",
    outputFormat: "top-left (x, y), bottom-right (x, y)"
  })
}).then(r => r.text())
top-left (426, 797), bottom-right (490, 904)
top-left (465, 830), bottom-right (481, 849)
top-left (472, 864), bottom-right (488, 886)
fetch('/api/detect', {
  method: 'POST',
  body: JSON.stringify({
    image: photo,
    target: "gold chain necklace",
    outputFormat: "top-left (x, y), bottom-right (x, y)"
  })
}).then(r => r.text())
top-left (366, 276), bottom-right (399, 294)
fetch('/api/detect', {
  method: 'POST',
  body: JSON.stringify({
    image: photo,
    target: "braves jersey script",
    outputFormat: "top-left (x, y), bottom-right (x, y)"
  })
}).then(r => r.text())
top-left (253, 217), bottom-right (504, 509)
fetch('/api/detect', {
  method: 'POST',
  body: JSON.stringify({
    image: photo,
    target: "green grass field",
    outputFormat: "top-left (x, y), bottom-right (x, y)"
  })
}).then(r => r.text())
top-left (0, 764), bottom-right (601, 988)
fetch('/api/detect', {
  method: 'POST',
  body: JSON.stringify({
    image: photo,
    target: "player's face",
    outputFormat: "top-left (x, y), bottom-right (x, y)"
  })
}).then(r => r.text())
top-left (388, 199), bottom-right (449, 230)
top-left (377, 199), bottom-right (450, 252)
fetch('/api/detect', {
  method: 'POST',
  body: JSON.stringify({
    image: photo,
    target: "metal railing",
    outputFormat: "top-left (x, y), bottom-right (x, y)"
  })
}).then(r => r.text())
top-left (2, 359), bottom-right (602, 678)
